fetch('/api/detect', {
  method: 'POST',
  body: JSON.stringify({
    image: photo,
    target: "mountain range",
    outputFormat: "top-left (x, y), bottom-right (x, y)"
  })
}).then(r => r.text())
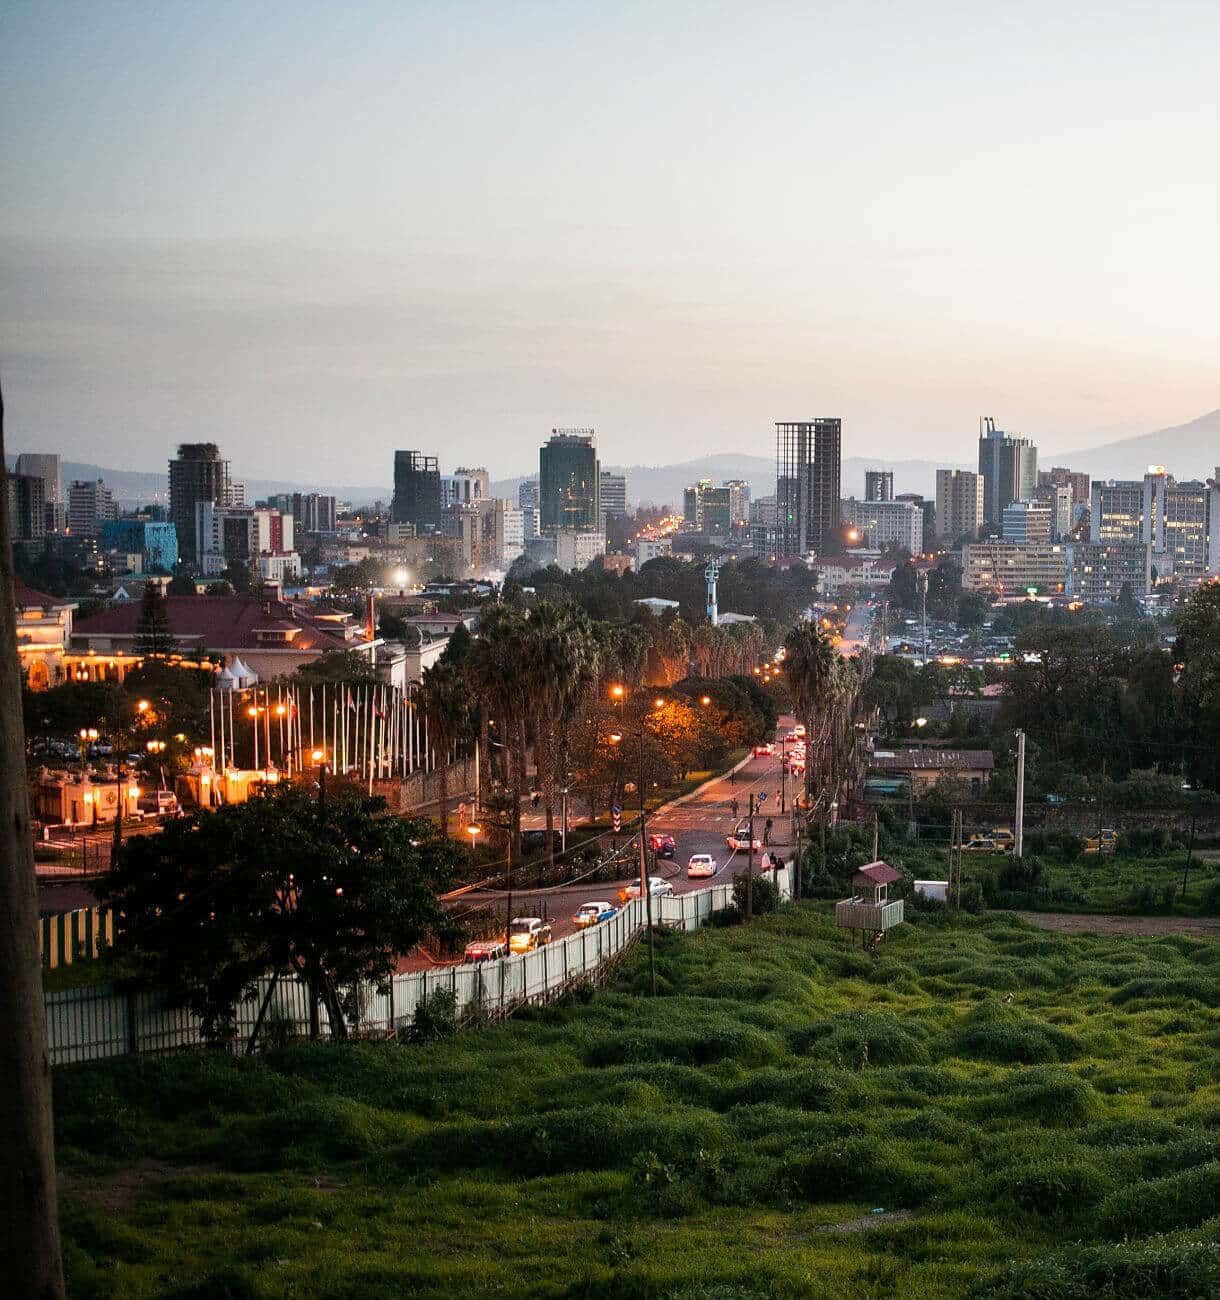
top-left (8, 407), bottom-right (1218, 511)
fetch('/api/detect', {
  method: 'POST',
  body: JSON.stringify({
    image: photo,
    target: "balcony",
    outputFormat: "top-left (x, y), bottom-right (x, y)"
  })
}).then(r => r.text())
top-left (834, 898), bottom-right (904, 932)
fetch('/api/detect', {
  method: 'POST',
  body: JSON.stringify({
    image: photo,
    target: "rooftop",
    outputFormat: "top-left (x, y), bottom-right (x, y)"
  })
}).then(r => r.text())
top-left (870, 748), bottom-right (995, 772)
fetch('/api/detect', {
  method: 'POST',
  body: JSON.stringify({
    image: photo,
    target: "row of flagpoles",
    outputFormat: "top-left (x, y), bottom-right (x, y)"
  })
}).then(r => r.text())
top-left (208, 681), bottom-right (438, 791)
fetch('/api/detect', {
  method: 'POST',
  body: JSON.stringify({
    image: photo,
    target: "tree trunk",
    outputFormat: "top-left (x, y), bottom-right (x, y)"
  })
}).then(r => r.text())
top-left (437, 750), bottom-right (449, 836)
top-left (0, 385), bottom-right (66, 1297)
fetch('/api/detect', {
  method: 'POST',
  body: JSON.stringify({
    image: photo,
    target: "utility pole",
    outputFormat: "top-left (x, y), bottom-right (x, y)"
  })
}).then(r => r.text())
top-left (745, 792), bottom-right (755, 920)
top-left (638, 730), bottom-right (657, 995)
top-left (917, 570), bottom-right (929, 666)
top-left (1014, 729), bottom-right (1026, 858)
top-left (871, 810), bottom-right (879, 862)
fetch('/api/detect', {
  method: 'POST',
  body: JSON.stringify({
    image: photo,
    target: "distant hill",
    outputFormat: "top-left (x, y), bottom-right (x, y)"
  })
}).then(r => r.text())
top-left (1054, 409), bottom-right (1220, 482)
top-left (495, 452), bottom-right (962, 509)
top-left (3, 457), bottom-right (389, 508)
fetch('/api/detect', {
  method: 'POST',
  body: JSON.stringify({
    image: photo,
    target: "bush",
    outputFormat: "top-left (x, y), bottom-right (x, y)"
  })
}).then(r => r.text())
top-left (982, 1066), bottom-right (1100, 1125)
top-left (790, 1135), bottom-right (940, 1207)
top-left (791, 1010), bottom-right (930, 1068)
top-left (1097, 1161), bottom-right (1220, 1237)
top-left (731, 872), bottom-right (779, 916)
top-left (951, 1003), bottom-right (1080, 1065)
top-left (976, 1240), bottom-right (1220, 1298)
top-left (986, 1156), bottom-right (1112, 1215)
top-left (405, 989), bottom-right (459, 1043)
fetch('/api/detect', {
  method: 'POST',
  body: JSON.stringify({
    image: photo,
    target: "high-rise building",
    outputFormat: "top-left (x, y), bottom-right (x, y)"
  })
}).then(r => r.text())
top-left (1038, 467), bottom-right (1090, 511)
top-left (67, 479), bottom-right (117, 536)
top-left (1034, 483), bottom-right (1074, 539)
top-left (7, 473), bottom-right (46, 543)
top-left (776, 419), bottom-right (841, 556)
top-left (100, 521), bottom-right (179, 573)
top-left (1002, 500), bottom-right (1053, 545)
top-left (1065, 542), bottom-right (1151, 603)
top-left (864, 470), bottom-right (894, 502)
top-left (935, 469), bottom-right (984, 542)
top-left (977, 418), bottom-right (1038, 527)
top-left (539, 430), bottom-right (600, 535)
top-left (683, 480), bottom-right (709, 530)
top-left (725, 479), bottom-right (751, 529)
top-left (195, 503), bottom-right (298, 578)
top-left (15, 453), bottom-right (62, 506)
top-left (700, 487), bottom-right (732, 535)
top-left (267, 492), bottom-right (338, 534)
top-left (518, 478), bottom-right (540, 510)
top-left (555, 528), bottom-right (606, 573)
top-left (962, 541), bottom-right (1067, 596)
top-left (443, 467), bottom-right (491, 509)
top-left (840, 497), bottom-right (923, 555)
top-left (1088, 468), bottom-right (1220, 583)
top-left (169, 443), bottom-right (230, 564)
top-left (896, 493), bottom-right (936, 548)
top-left (392, 451), bottom-right (442, 532)
top-left (599, 471), bottom-right (627, 518)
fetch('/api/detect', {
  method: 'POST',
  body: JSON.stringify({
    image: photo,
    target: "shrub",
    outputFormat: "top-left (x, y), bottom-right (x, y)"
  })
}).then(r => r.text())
top-left (790, 1135), bottom-right (939, 1207)
top-left (404, 989), bottom-right (459, 1043)
top-left (985, 1155), bottom-right (1112, 1215)
top-left (1111, 974), bottom-right (1220, 1008)
top-left (1097, 1161), bottom-right (1220, 1237)
top-left (982, 1066), bottom-right (1100, 1126)
top-left (731, 872), bottom-right (779, 916)
top-left (791, 1010), bottom-right (930, 1068)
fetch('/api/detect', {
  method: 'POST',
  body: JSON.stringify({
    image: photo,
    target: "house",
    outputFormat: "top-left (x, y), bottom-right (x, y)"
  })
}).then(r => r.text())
top-left (815, 554), bottom-right (896, 598)
top-left (14, 577), bottom-right (76, 690)
top-left (634, 597), bottom-right (680, 615)
top-left (72, 595), bottom-right (379, 681)
top-left (868, 748), bottom-right (995, 797)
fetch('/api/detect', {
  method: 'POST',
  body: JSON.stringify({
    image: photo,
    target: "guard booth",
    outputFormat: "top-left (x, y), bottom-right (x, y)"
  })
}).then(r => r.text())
top-left (835, 861), bottom-right (905, 951)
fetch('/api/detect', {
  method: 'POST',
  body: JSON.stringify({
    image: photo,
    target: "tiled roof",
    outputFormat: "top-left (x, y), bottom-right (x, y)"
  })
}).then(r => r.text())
top-left (870, 748), bottom-right (995, 772)
top-left (854, 861), bottom-right (903, 885)
top-left (13, 576), bottom-right (74, 609)
top-left (73, 596), bottom-right (364, 654)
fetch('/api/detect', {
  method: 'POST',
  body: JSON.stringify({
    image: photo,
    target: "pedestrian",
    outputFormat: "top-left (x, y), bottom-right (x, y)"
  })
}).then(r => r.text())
top-left (764, 817), bottom-right (773, 846)
top-left (731, 798), bottom-right (739, 820)
top-left (729, 767), bottom-right (736, 785)
top-left (532, 791), bottom-right (540, 811)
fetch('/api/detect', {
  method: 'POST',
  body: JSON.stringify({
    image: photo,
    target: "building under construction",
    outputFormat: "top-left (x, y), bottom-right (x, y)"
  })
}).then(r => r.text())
top-left (775, 419), bottom-right (842, 556)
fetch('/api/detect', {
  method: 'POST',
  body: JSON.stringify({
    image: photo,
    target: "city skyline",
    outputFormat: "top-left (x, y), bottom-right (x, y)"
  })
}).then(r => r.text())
top-left (3, 2), bottom-right (1218, 478)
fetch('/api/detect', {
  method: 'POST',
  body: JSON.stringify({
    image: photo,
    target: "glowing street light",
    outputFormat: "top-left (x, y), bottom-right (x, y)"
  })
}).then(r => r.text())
top-left (136, 699), bottom-right (150, 713)
top-left (610, 684), bottom-right (625, 699)
top-left (700, 696), bottom-right (711, 707)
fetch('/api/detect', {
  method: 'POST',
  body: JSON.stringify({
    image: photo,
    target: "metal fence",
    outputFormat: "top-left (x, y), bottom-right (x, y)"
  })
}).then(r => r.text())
top-left (45, 866), bottom-right (790, 1067)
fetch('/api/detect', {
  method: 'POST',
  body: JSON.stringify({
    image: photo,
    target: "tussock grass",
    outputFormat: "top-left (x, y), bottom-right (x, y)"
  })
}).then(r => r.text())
top-left (54, 905), bottom-right (1220, 1298)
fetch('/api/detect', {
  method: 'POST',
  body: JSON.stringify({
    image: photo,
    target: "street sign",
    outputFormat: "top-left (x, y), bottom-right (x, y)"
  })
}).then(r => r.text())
top-left (612, 803), bottom-right (622, 832)
top-left (756, 793), bottom-right (767, 805)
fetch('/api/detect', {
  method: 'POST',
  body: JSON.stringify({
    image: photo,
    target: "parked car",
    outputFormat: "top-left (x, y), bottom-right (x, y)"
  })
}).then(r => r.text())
top-left (648, 833), bottom-right (676, 859)
top-left (753, 743), bottom-right (774, 757)
top-left (573, 901), bottom-right (618, 928)
top-left (508, 917), bottom-right (552, 953)
top-left (727, 823), bottom-right (763, 852)
top-left (990, 828), bottom-right (1015, 849)
top-left (137, 789), bottom-right (179, 816)
top-left (621, 876), bottom-right (674, 902)
top-left (1084, 829), bottom-right (1118, 855)
top-left (463, 938), bottom-right (508, 963)
top-left (686, 853), bottom-right (717, 878)
top-left (963, 836), bottom-right (1000, 853)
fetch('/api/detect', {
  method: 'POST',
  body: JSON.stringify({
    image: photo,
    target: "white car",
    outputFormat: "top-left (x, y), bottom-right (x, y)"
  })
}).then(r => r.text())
top-left (686, 853), bottom-right (717, 878)
top-left (573, 901), bottom-right (618, 928)
top-left (726, 823), bottom-right (762, 852)
top-left (622, 876), bottom-right (674, 901)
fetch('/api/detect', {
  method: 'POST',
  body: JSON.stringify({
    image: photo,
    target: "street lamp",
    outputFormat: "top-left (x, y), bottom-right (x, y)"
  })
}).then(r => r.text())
top-left (136, 699), bottom-right (150, 714)
top-left (312, 748), bottom-right (329, 804)
top-left (466, 823), bottom-right (481, 850)
top-left (700, 696), bottom-right (711, 707)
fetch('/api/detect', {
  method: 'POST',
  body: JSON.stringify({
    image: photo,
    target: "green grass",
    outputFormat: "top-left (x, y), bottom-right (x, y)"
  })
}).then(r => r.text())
top-left (54, 906), bottom-right (1220, 1298)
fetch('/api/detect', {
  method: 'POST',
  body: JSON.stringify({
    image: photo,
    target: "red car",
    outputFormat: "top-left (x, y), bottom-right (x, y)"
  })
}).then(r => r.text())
top-left (648, 833), bottom-right (676, 859)
top-left (753, 743), bottom-right (774, 757)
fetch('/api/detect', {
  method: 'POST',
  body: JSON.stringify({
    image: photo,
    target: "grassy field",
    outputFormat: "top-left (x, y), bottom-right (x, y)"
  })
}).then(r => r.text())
top-left (54, 905), bottom-right (1220, 1299)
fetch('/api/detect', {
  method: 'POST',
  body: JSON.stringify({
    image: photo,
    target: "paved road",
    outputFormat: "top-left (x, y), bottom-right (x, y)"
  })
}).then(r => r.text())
top-left (836, 602), bottom-right (874, 655)
top-left (412, 723), bottom-right (799, 966)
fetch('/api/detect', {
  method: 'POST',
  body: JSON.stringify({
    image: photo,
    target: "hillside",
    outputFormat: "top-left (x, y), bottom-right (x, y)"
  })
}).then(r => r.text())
top-left (54, 905), bottom-right (1220, 1299)
top-left (1056, 408), bottom-right (1220, 481)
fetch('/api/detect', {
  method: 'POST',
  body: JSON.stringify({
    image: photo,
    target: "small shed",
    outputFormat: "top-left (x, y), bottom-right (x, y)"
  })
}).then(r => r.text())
top-left (835, 860), bottom-right (905, 948)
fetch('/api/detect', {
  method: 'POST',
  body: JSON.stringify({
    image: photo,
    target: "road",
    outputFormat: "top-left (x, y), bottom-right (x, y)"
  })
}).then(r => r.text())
top-left (836, 602), bottom-right (874, 655)
top-left (414, 724), bottom-right (798, 966)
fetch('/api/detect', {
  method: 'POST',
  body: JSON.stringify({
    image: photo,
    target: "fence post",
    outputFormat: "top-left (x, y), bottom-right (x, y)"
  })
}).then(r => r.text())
top-left (125, 988), bottom-right (139, 1056)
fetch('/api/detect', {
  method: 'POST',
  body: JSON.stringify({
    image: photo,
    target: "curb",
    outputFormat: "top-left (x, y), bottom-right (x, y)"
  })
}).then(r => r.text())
top-left (648, 752), bottom-right (754, 820)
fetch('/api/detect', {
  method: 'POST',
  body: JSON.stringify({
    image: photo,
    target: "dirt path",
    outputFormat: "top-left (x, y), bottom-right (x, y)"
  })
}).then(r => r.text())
top-left (1015, 911), bottom-right (1220, 938)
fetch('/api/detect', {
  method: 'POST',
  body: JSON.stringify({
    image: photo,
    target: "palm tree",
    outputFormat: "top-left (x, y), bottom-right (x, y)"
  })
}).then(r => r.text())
top-left (417, 659), bottom-right (470, 836)
top-left (0, 382), bottom-right (66, 1295)
top-left (783, 620), bottom-right (838, 804)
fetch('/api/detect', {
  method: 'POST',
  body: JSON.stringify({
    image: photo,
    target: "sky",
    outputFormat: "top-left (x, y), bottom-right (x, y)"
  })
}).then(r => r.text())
top-left (2, 1), bottom-right (1218, 486)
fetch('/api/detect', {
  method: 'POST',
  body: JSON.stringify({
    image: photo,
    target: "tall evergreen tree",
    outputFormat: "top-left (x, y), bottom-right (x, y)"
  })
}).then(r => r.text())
top-left (134, 583), bottom-right (176, 657)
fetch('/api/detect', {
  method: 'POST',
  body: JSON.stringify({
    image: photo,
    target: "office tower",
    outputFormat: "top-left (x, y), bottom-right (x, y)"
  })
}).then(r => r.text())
top-left (776, 419), bottom-right (841, 555)
top-left (1038, 466), bottom-right (1090, 511)
top-left (1089, 469), bottom-right (1220, 585)
top-left (100, 521), bottom-right (179, 573)
top-left (977, 418), bottom-right (1038, 527)
top-left (895, 493), bottom-right (936, 548)
top-left (840, 497), bottom-right (923, 555)
top-left (7, 473), bottom-right (46, 543)
top-left (962, 541), bottom-right (1067, 596)
top-left (443, 467), bottom-right (491, 509)
top-left (391, 451), bottom-right (442, 531)
top-left (683, 481), bottom-right (709, 530)
top-left (15, 452), bottom-right (62, 507)
top-left (268, 492), bottom-right (338, 534)
top-left (67, 479), bottom-right (117, 536)
top-left (935, 469), bottom-right (984, 542)
top-left (169, 443), bottom-right (231, 563)
top-left (725, 479), bottom-right (751, 528)
top-left (700, 487), bottom-right (732, 534)
top-left (1034, 483), bottom-right (1074, 539)
top-left (864, 470), bottom-right (894, 502)
top-left (1065, 542), bottom-right (1152, 603)
top-left (518, 478), bottom-right (540, 510)
top-left (539, 429), bottom-right (600, 535)
top-left (599, 471), bottom-right (627, 519)
top-left (1001, 500), bottom-right (1053, 545)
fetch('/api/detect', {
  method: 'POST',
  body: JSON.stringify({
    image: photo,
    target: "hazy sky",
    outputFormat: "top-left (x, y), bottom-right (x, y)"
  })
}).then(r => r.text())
top-left (3, 1), bottom-right (1218, 485)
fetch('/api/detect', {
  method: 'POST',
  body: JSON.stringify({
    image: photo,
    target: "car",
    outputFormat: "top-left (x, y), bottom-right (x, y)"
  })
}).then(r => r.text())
top-left (1084, 828), bottom-right (1118, 855)
top-left (463, 938), bottom-right (508, 963)
top-left (573, 900), bottom-right (618, 928)
top-left (727, 823), bottom-right (762, 851)
top-left (621, 876), bottom-right (674, 902)
top-left (520, 828), bottom-right (562, 854)
top-left (648, 833), bottom-right (676, 859)
top-left (507, 917), bottom-right (552, 953)
top-left (990, 828), bottom-right (1015, 849)
top-left (686, 853), bottom-right (717, 878)
top-left (137, 789), bottom-right (179, 816)
top-left (753, 743), bottom-right (774, 757)
top-left (963, 836), bottom-right (1000, 853)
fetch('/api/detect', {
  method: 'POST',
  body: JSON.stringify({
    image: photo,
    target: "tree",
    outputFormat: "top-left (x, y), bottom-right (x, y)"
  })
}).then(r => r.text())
top-left (416, 659), bottom-right (471, 835)
top-left (0, 382), bottom-right (66, 1295)
top-left (223, 557), bottom-right (252, 594)
top-left (133, 583), bottom-right (176, 657)
top-left (167, 570), bottom-right (196, 596)
top-left (784, 621), bottom-right (838, 801)
top-left (100, 786), bottom-right (463, 1044)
